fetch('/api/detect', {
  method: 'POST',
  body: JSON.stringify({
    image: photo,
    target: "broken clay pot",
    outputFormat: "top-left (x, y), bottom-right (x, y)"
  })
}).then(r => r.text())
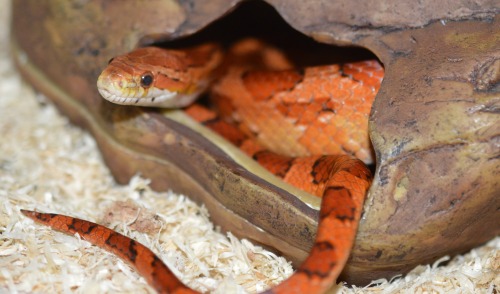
top-left (11, 0), bottom-right (499, 284)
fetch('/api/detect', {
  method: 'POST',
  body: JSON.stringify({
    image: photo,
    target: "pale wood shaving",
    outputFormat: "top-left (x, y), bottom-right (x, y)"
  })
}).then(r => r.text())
top-left (0, 1), bottom-right (498, 293)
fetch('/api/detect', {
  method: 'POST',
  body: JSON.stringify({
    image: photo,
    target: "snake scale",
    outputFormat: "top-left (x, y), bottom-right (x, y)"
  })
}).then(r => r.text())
top-left (22, 39), bottom-right (383, 293)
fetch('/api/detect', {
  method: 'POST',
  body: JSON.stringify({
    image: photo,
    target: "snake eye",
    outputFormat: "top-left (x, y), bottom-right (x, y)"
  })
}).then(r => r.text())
top-left (140, 72), bottom-right (154, 88)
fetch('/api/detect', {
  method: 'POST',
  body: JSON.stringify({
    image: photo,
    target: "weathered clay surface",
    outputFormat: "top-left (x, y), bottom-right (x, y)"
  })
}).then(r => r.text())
top-left (344, 17), bottom-right (500, 282)
top-left (268, 0), bottom-right (499, 43)
top-left (11, 0), bottom-right (499, 285)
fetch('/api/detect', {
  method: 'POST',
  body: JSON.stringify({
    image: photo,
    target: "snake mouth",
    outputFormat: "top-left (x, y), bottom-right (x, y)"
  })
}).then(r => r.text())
top-left (97, 80), bottom-right (202, 108)
top-left (97, 87), bottom-right (146, 105)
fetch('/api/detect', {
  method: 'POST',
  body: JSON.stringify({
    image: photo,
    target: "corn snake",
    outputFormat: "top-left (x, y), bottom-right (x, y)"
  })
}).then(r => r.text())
top-left (22, 39), bottom-right (383, 293)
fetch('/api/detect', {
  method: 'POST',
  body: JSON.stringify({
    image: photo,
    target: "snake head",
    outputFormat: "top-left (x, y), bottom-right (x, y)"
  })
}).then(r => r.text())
top-left (97, 44), bottom-right (223, 108)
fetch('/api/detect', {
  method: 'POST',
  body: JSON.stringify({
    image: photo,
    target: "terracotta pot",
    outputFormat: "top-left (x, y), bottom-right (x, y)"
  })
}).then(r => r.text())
top-left (11, 0), bottom-right (499, 284)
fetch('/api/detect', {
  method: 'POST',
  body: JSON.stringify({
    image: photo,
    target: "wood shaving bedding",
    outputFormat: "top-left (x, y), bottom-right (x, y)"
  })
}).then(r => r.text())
top-left (0, 1), bottom-right (498, 293)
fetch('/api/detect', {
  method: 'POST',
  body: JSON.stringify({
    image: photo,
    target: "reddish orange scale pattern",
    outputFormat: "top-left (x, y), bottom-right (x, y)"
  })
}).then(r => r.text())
top-left (214, 60), bottom-right (383, 165)
top-left (184, 103), bottom-right (217, 121)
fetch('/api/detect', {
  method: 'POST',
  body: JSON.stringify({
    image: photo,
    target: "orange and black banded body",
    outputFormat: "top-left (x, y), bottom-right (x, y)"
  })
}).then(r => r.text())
top-left (20, 210), bottom-right (196, 294)
top-left (22, 39), bottom-right (382, 293)
top-left (22, 157), bottom-right (369, 293)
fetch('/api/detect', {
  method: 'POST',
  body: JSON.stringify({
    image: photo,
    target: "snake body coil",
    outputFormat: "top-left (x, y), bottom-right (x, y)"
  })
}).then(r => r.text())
top-left (23, 39), bottom-right (383, 293)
